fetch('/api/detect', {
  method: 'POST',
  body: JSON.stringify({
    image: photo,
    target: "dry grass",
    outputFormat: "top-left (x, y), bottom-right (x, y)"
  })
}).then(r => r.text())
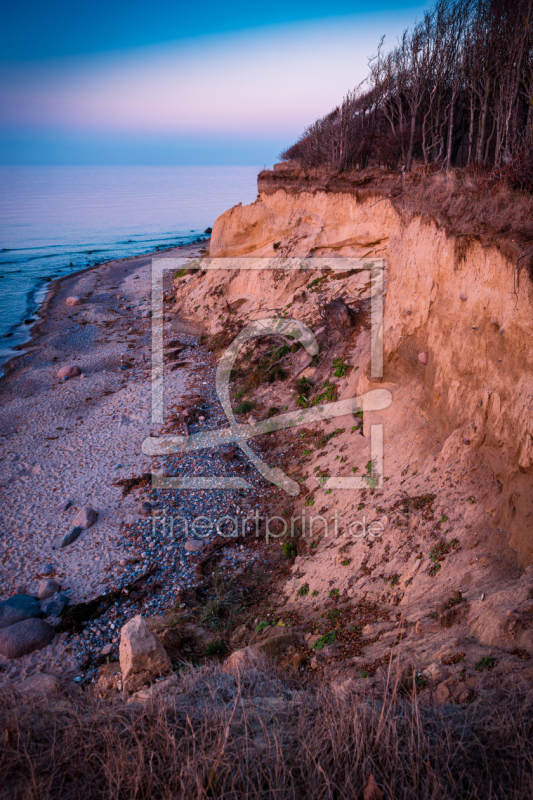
top-left (394, 167), bottom-right (533, 271)
top-left (2, 663), bottom-right (533, 799)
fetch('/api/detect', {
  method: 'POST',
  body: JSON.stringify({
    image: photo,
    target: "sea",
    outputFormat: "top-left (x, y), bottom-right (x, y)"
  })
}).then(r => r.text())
top-left (0, 165), bottom-right (260, 373)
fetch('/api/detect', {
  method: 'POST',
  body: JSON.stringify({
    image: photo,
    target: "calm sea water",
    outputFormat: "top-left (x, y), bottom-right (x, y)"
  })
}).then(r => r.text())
top-left (0, 165), bottom-right (260, 370)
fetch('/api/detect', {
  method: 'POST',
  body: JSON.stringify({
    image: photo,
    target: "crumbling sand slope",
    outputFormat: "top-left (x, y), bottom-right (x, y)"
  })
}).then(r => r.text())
top-left (168, 168), bottom-right (533, 685)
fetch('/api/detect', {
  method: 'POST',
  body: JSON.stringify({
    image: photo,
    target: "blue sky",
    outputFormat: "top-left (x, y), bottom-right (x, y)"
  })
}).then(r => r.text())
top-left (0, 1), bottom-right (428, 164)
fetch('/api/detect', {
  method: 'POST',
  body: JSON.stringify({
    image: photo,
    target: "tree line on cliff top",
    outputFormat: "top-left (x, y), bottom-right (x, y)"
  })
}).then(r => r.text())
top-left (282, 0), bottom-right (533, 188)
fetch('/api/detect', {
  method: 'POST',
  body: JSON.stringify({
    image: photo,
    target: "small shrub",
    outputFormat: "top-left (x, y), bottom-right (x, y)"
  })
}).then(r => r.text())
top-left (297, 584), bottom-right (310, 597)
top-left (332, 357), bottom-right (350, 378)
top-left (281, 541), bottom-right (297, 559)
top-left (234, 400), bottom-right (256, 415)
top-left (474, 655), bottom-right (497, 672)
top-left (267, 406), bottom-right (280, 418)
top-left (205, 640), bottom-right (227, 657)
top-left (313, 631), bottom-right (337, 650)
top-left (255, 620), bottom-right (269, 633)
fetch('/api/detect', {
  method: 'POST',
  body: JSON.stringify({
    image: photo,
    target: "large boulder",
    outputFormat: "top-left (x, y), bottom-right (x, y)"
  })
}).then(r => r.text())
top-left (0, 595), bottom-right (42, 629)
top-left (0, 618), bottom-right (55, 658)
top-left (119, 615), bottom-right (172, 693)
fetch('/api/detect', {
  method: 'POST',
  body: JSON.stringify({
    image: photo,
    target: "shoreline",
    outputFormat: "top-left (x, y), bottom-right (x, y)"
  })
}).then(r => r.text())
top-left (0, 235), bottom-right (210, 378)
top-left (0, 235), bottom-right (257, 682)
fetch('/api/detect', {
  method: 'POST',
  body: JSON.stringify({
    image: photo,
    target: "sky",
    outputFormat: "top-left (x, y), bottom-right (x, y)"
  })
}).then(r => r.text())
top-left (0, 1), bottom-right (428, 165)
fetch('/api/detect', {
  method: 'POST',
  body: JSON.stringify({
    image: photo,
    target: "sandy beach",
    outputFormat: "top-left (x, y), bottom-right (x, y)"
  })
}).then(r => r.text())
top-left (0, 239), bottom-right (266, 681)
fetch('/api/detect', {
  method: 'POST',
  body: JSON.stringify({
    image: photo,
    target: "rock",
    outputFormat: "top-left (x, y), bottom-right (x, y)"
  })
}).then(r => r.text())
top-left (184, 539), bottom-right (203, 552)
top-left (0, 618), bottom-right (55, 658)
top-left (422, 662), bottom-right (448, 682)
top-left (101, 643), bottom-right (114, 656)
top-left (418, 352), bottom-right (428, 365)
top-left (128, 674), bottom-right (179, 704)
top-left (321, 298), bottom-right (354, 331)
top-left (37, 579), bottom-right (60, 600)
top-left (66, 296), bottom-right (82, 306)
top-left (57, 499), bottom-right (72, 513)
top-left (435, 682), bottom-right (451, 705)
top-left (204, 227), bottom-right (213, 234)
top-left (140, 502), bottom-right (152, 517)
top-left (406, 309), bottom-right (412, 315)
top-left (43, 564), bottom-right (54, 574)
top-left (457, 687), bottom-right (474, 703)
top-left (57, 365), bottom-right (82, 379)
top-left (225, 633), bottom-right (300, 671)
top-left (60, 526), bottom-right (82, 548)
top-left (72, 506), bottom-right (98, 530)
top-left (0, 595), bottom-right (42, 629)
top-left (96, 663), bottom-right (122, 697)
top-left (158, 624), bottom-right (208, 660)
top-left (141, 310), bottom-right (152, 318)
top-left (119, 615), bottom-right (172, 693)
top-left (364, 774), bottom-right (384, 800)
top-left (415, 617), bottom-right (440, 637)
top-left (41, 593), bottom-right (69, 617)
top-left (14, 672), bottom-right (64, 696)
top-left (459, 292), bottom-right (467, 301)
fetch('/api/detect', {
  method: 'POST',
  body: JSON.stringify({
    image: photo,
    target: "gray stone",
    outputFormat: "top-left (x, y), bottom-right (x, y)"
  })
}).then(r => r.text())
top-left (0, 595), bottom-right (42, 629)
top-left (37, 579), bottom-right (60, 600)
top-left (0, 618), bottom-right (55, 658)
top-left (72, 506), bottom-right (98, 530)
top-left (101, 643), bottom-right (114, 656)
top-left (60, 526), bottom-right (83, 548)
top-left (41, 593), bottom-right (69, 617)
top-left (140, 502), bottom-right (152, 518)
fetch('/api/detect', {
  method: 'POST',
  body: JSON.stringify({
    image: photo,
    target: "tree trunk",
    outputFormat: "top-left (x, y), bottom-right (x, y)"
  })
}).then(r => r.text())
top-left (476, 79), bottom-right (491, 163)
top-left (406, 110), bottom-right (417, 171)
top-left (467, 92), bottom-right (476, 166)
top-left (446, 92), bottom-right (456, 171)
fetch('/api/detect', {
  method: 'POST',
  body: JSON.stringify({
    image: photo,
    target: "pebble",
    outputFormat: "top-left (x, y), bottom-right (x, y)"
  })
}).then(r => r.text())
top-left (72, 506), bottom-right (98, 530)
top-left (418, 352), bottom-right (428, 365)
top-left (459, 293), bottom-right (467, 301)
top-left (57, 365), bottom-right (82, 379)
top-left (60, 526), bottom-right (83, 548)
top-left (66, 296), bottom-right (82, 306)
top-left (184, 539), bottom-right (203, 552)
top-left (37, 579), bottom-right (60, 600)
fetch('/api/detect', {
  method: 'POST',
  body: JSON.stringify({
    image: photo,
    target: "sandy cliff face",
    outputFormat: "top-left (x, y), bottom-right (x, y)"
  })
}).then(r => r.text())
top-left (210, 175), bottom-right (533, 564)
